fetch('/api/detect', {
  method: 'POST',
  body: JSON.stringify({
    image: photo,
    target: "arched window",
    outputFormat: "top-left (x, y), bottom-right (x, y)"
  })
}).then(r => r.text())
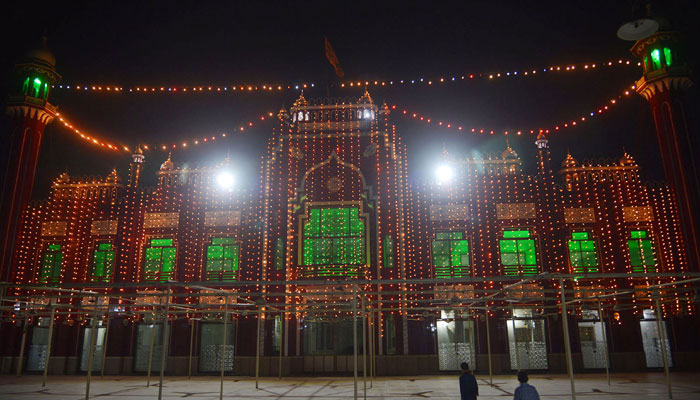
top-left (628, 230), bottom-right (656, 273)
top-left (650, 49), bottom-right (662, 70)
top-left (39, 243), bottom-right (62, 284)
top-left (91, 242), bottom-right (115, 282)
top-left (499, 229), bottom-right (539, 276)
top-left (301, 207), bottom-right (366, 278)
top-left (204, 237), bottom-right (239, 281)
top-left (432, 231), bottom-right (470, 278)
top-left (567, 231), bottom-right (600, 276)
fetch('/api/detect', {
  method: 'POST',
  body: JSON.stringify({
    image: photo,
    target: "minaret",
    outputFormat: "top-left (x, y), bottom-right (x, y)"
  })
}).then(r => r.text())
top-left (0, 37), bottom-right (61, 281)
top-left (128, 145), bottom-right (145, 187)
top-left (534, 132), bottom-right (550, 175)
top-left (630, 25), bottom-right (700, 270)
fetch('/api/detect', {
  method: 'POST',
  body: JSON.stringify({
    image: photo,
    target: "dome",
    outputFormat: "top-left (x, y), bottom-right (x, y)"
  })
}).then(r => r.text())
top-left (292, 92), bottom-right (308, 108)
top-left (562, 152), bottom-right (579, 168)
top-left (358, 88), bottom-right (373, 104)
top-left (501, 140), bottom-right (519, 160)
top-left (619, 152), bottom-right (637, 166)
top-left (24, 36), bottom-right (56, 67)
top-left (160, 153), bottom-right (174, 171)
top-left (277, 106), bottom-right (289, 122)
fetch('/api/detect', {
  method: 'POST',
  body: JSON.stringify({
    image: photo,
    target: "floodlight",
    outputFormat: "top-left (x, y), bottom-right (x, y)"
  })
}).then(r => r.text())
top-left (435, 164), bottom-right (455, 184)
top-left (216, 170), bottom-right (235, 190)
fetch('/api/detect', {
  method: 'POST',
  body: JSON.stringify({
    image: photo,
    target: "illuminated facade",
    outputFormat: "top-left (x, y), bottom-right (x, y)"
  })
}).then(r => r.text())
top-left (1, 91), bottom-right (699, 376)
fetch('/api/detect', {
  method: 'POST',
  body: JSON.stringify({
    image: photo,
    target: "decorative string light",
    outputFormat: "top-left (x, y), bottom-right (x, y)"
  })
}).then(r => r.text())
top-left (393, 84), bottom-right (637, 135)
top-left (56, 112), bottom-right (125, 152)
top-left (54, 111), bottom-right (276, 153)
top-left (50, 59), bottom-right (638, 94)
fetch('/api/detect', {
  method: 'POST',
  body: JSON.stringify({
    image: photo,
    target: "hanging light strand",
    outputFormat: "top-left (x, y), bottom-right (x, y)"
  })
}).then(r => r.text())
top-left (50, 58), bottom-right (638, 94)
top-left (392, 83), bottom-right (637, 136)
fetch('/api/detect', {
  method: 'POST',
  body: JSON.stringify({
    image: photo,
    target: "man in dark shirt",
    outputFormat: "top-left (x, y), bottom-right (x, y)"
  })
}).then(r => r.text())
top-left (513, 371), bottom-right (540, 400)
top-left (459, 362), bottom-right (478, 400)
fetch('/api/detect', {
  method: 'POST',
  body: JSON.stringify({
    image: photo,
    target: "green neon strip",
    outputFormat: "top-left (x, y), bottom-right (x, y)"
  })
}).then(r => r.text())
top-left (663, 48), bottom-right (672, 67)
top-left (571, 231), bottom-right (588, 240)
top-left (651, 49), bottom-right (661, 70)
top-left (503, 230), bottom-right (530, 238)
top-left (151, 238), bottom-right (173, 247)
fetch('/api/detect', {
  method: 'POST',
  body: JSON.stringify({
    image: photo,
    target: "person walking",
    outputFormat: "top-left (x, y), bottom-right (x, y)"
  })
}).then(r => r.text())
top-left (459, 362), bottom-right (479, 400)
top-left (513, 371), bottom-right (540, 400)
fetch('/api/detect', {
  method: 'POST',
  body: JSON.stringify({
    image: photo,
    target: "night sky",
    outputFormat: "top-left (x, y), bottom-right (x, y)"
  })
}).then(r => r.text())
top-left (2, 1), bottom-right (699, 198)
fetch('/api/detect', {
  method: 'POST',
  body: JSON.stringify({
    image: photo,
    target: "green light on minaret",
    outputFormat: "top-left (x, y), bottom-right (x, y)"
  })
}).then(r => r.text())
top-left (651, 49), bottom-right (661, 70)
top-left (663, 47), bottom-right (672, 67)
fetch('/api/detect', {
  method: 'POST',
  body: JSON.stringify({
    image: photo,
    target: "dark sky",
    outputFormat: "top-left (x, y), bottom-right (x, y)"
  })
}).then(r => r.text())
top-left (2, 1), bottom-right (699, 197)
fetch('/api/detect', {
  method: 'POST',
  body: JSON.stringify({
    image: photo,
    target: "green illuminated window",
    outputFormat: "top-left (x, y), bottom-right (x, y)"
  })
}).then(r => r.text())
top-left (302, 207), bottom-right (366, 277)
top-left (499, 229), bottom-right (539, 276)
top-left (628, 230), bottom-right (656, 273)
top-left (205, 237), bottom-right (239, 281)
top-left (274, 237), bottom-right (284, 271)
top-left (383, 235), bottom-right (394, 269)
top-left (144, 238), bottom-right (177, 282)
top-left (663, 47), bottom-right (672, 67)
top-left (651, 49), bottom-right (662, 70)
top-left (39, 244), bottom-right (62, 284)
top-left (432, 231), bottom-right (470, 278)
top-left (567, 232), bottom-right (599, 276)
top-left (91, 242), bottom-right (114, 282)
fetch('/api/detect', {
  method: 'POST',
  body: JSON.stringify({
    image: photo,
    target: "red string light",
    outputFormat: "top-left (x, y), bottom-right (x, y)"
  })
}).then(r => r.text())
top-left (393, 84), bottom-right (636, 135)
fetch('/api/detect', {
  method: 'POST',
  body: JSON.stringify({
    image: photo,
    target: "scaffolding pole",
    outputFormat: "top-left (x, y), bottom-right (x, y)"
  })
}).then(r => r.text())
top-left (278, 310), bottom-right (283, 379)
top-left (352, 284), bottom-right (358, 400)
top-left (157, 286), bottom-right (171, 400)
top-left (654, 296), bottom-right (672, 399)
top-left (146, 312), bottom-right (156, 387)
top-left (100, 315), bottom-right (111, 377)
top-left (485, 309), bottom-right (492, 385)
top-left (560, 278), bottom-right (576, 400)
top-left (510, 304), bottom-right (520, 371)
top-left (596, 299), bottom-right (610, 386)
top-left (255, 306), bottom-right (262, 389)
top-left (41, 304), bottom-right (56, 386)
top-left (188, 319), bottom-right (195, 379)
top-left (16, 313), bottom-right (29, 377)
top-left (362, 297), bottom-right (367, 400)
top-left (219, 295), bottom-right (228, 400)
top-left (84, 298), bottom-right (100, 400)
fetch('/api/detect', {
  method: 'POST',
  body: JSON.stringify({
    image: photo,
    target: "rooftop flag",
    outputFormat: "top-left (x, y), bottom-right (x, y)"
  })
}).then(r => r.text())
top-left (324, 37), bottom-right (345, 78)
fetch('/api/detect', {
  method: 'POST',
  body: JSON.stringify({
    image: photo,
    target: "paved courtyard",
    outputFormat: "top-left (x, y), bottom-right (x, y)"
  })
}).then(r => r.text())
top-left (0, 373), bottom-right (698, 399)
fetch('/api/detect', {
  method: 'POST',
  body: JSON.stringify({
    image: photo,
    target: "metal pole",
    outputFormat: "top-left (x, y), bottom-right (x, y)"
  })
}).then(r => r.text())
top-left (85, 299), bottom-right (100, 400)
top-left (560, 278), bottom-right (577, 400)
top-left (255, 307), bottom-right (262, 389)
top-left (100, 315), bottom-right (111, 377)
top-left (510, 305), bottom-right (520, 371)
top-left (157, 285), bottom-right (171, 400)
top-left (485, 310), bottom-right (492, 385)
top-left (188, 319), bottom-right (195, 379)
top-left (220, 295), bottom-right (229, 400)
top-left (352, 284), bottom-right (358, 400)
top-left (369, 304), bottom-right (374, 388)
top-left (16, 312), bottom-right (29, 377)
top-left (362, 297), bottom-right (367, 400)
top-left (597, 299), bottom-right (610, 386)
top-left (654, 296), bottom-right (672, 399)
top-left (278, 311), bottom-right (283, 379)
top-left (146, 313), bottom-right (156, 387)
top-left (41, 305), bottom-right (56, 386)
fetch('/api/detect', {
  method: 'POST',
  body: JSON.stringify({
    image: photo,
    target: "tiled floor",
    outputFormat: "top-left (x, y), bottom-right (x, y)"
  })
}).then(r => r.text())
top-left (0, 373), bottom-right (698, 399)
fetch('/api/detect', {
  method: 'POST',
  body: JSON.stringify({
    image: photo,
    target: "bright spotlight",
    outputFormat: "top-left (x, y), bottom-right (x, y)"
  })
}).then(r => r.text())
top-left (435, 164), bottom-right (455, 184)
top-left (216, 170), bottom-right (235, 191)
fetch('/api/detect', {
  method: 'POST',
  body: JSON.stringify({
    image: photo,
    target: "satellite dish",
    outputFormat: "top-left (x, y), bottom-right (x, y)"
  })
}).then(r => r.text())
top-left (617, 18), bottom-right (659, 41)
